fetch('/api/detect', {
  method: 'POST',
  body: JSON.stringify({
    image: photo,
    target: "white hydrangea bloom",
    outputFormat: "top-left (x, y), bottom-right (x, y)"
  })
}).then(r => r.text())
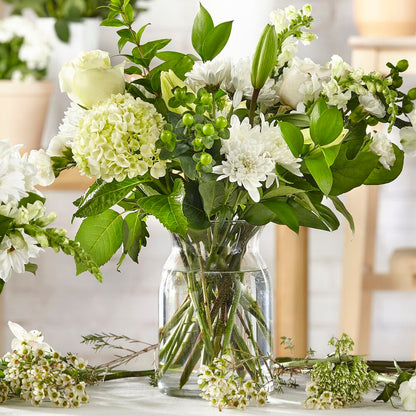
top-left (369, 132), bottom-right (396, 169)
top-left (222, 57), bottom-right (279, 108)
top-left (72, 93), bottom-right (165, 182)
top-left (213, 116), bottom-right (302, 202)
top-left (185, 57), bottom-right (231, 91)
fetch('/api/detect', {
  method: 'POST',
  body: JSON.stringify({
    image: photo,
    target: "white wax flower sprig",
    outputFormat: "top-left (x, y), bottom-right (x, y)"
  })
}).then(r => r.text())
top-left (0, 321), bottom-right (89, 408)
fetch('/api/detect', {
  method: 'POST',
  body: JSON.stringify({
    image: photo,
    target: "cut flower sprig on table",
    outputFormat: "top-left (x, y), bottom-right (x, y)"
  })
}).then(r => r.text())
top-left (32, 0), bottom-right (416, 394)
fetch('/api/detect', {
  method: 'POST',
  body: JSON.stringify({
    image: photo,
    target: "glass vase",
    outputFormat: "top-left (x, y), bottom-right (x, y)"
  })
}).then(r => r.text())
top-left (158, 220), bottom-right (272, 397)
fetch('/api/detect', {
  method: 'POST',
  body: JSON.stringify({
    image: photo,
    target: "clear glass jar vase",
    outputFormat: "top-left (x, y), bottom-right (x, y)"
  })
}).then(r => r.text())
top-left (158, 220), bottom-right (272, 397)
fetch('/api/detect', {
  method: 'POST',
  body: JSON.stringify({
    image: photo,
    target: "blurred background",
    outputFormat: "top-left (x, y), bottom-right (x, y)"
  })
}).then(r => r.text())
top-left (0, 0), bottom-right (416, 366)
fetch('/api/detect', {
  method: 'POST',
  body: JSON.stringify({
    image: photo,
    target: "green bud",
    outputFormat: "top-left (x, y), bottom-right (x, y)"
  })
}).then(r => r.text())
top-left (397, 59), bottom-right (409, 72)
top-left (251, 24), bottom-right (277, 91)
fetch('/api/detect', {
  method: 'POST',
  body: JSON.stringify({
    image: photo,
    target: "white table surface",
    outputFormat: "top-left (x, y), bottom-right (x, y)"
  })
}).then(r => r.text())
top-left (0, 378), bottom-right (409, 415)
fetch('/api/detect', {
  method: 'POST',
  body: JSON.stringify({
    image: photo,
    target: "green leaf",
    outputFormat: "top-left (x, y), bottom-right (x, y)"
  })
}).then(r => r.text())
top-left (321, 143), bottom-right (341, 167)
top-left (331, 145), bottom-right (379, 195)
top-left (272, 113), bottom-right (310, 128)
top-left (192, 3), bottom-right (214, 58)
top-left (310, 107), bottom-right (343, 146)
top-left (279, 121), bottom-right (304, 156)
top-left (183, 182), bottom-right (210, 229)
top-left (101, 18), bottom-right (125, 27)
top-left (73, 178), bottom-right (142, 218)
top-left (244, 203), bottom-right (277, 226)
top-left (199, 180), bottom-right (225, 217)
top-left (177, 155), bottom-right (198, 180)
top-left (122, 212), bottom-right (148, 263)
top-left (0, 215), bottom-right (13, 243)
top-left (54, 19), bottom-right (70, 43)
top-left (288, 199), bottom-right (331, 231)
top-left (75, 209), bottom-right (123, 273)
top-left (305, 151), bottom-right (333, 195)
top-left (137, 179), bottom-right (187, 236)
top-left (262, 198), bottom-right (299, 232)
top-left (364, 144), bottom-right (404, 185)
top-left (315, 203), bottom-right (340, 231)
top-left (329, 195), bottom-right (354, 232)
top-left (24, 263), bottom-right (38, 275)
top-left (0, 279), bottom-right (4, 294)
top-left (201, 20), bottom-right (233, 61)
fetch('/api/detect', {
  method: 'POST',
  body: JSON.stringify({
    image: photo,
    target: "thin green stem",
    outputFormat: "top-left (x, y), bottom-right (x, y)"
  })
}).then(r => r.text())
top-left (249, 89), bottom-right (260, 125)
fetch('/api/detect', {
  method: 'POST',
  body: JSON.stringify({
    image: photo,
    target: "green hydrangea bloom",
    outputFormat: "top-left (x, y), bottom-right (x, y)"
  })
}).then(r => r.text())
top-left (73, 93), bottom-right (165, 182)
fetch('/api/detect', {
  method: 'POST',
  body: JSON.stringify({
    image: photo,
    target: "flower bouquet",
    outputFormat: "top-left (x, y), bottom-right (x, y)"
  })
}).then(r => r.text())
top-left (33, 0), bottom-right (416, 396)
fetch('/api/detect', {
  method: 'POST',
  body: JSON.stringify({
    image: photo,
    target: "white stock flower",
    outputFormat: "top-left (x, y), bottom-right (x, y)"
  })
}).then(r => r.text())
top-left (399, 376), bottom-right (416, 411)
top-left (222, 57), bottom-right (278, 108)
top-left (278, 57), bottom-right (330, 109)
top-left (330, 55), bottom-right (353, 80)
top-left (0, 233), bottom-right (42, 282)
top-left (59, 50), bottom-right (125, 108)
top-left (322, 78), bottom-right (351, 110)
top-left (28, 149), bottom-right (55, 187)
top-left (185, 57), bottom-right (231, 91)
top-left (8, 321), bottom-right (52, 353)
top-left (369, 132), bottom-right (395, 169)
top-left (358, 93), bottom-right (386, 119)
top-left (213, 116), bottom-right (301, 202)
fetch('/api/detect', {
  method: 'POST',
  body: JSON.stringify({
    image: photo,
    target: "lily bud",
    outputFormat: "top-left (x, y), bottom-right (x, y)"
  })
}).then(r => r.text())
top-left (251, 24), bottom-right (278, 91)
top-left (160, 70), bottom-right (194, 114)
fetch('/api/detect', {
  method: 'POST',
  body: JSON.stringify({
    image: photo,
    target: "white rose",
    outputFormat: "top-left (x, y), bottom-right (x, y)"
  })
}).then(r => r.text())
top-left (28, 149), bottom-right (55, 186)
top-left (278, 57), bottom-right (330, 108)
top-left (358, 93), bottom-right (386, 119)
top-left (399, 376), bottom-right (416, 411)
top-left (59, 50), bottom-right (125, 108)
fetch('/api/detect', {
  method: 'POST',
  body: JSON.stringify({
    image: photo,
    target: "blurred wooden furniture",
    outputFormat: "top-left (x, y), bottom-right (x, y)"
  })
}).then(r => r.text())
top-left (43, 169), bottom-right (94, 191)
top-left (340, 37), bottom-right (416, 356)
top-left (274, 227), bottom-right (308, 357)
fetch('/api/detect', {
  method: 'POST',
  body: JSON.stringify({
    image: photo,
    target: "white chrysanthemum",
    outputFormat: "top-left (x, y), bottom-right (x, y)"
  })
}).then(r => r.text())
top-left (213, 116), bottom-right (302, 202)
top-left (222, 57), bottom-right (279, 108)
top-left (0, 232), bottom-right (42, 282)
top-left (47, 103), bottom-right (86, 157)
top-left (185, 57), bottom-right (231, 91)
top-left (0, 140), bottom-right (38, 204)
top-left (72, 93), bottom-right (166, 182)
top-left (369, 132), bottom-right (396, 169)
top-left (0, 16), bottom-right (50, 76)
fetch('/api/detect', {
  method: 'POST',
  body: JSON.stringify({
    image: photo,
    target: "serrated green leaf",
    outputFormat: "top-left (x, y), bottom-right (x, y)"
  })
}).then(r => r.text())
top-left (192, 3), bottom-right (214, 58)
top-left (305, 151), bottom-right (333, 195)
top-left (202, 20), bottom-right (233, 61)
top-left (279, 121), bottom-right (304, 157)
top-left (75, 209), bottom-right (123, 273)
top-left (122, 212), bottom-right (148, 262)
top-left (73, 178), bottom-right (142, 218)
top-left (137, 179), bottom-right (187, 236)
